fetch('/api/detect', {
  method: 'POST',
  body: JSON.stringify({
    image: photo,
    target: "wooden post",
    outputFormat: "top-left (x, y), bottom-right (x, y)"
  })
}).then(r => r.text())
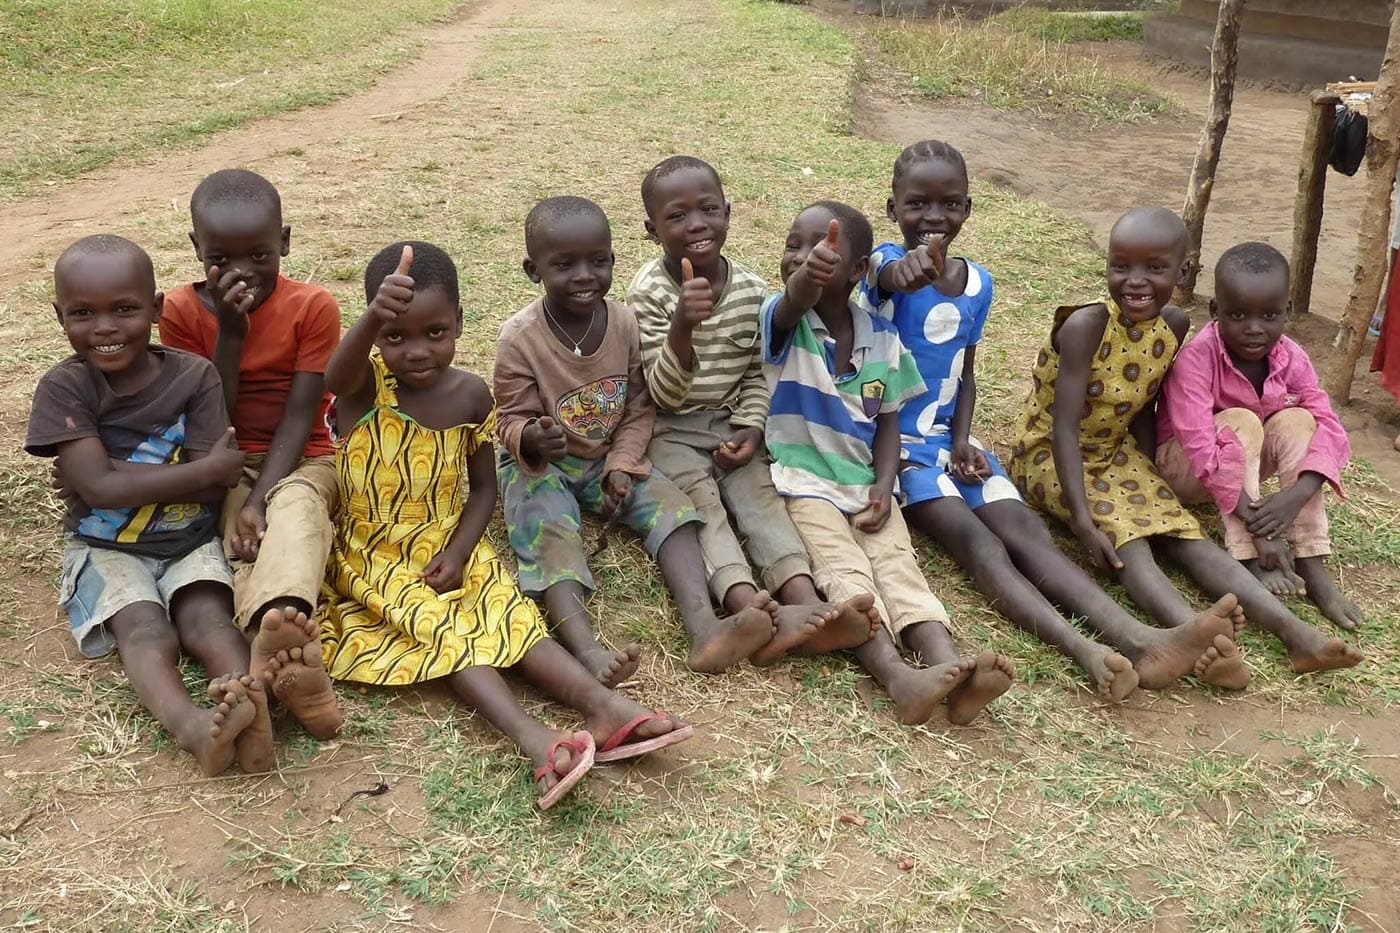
top-left (1327, 2), bottom-right (1400, 402)
top-left (1178, 0), bottom-right (1245, 303)
top-left (1288, 92), bottom-right (1340, 315)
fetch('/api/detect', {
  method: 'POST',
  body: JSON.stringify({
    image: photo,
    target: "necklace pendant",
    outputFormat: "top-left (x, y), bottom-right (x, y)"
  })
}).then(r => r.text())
top-left (573, 346), bottom-right (582, 356)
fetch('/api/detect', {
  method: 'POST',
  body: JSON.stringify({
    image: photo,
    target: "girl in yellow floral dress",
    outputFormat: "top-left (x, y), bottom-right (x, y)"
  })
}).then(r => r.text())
top-left (320, 242), bottom-right (692, 809)
top-left (1010, 209), bottom-right (1360, 680)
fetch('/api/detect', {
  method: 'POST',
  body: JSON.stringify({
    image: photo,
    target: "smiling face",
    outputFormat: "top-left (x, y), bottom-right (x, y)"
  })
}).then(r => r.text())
top-left (643, 166), bottom-right (730, 270)
top-left (189, 199), bottom-right (290, 313)
top-left (524, 211), bottom-right (614, 320)
top-left (54, 250), bottom-right (162, 391)
top-left (1212, 266), bottom-right (1290, 363)
top-left (887, 157), bottom-right (970, 255)
top-left (1105, 211), bottom-right (1188, 322)
top-left (374, 284), bottom-right (461, 390)
top-left (779, 206), bottom-right (867, 299)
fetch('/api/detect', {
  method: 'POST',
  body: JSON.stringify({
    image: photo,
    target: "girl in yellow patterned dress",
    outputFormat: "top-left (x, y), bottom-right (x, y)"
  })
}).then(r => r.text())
top-left (1010, 209), bottom-right (1361, 679)
top-left (320, 242), bottom-right (693, 809)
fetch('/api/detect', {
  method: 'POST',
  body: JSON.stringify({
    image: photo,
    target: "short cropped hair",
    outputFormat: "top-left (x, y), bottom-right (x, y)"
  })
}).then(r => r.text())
top-left (524, 196), bottom-right (610, 255)
top-left (1215, 241), bottom-right (1289, 285)
top-left (190, 169), bottom-right (282, 223)
top-left (805, 200), bottom-right (874, 261)
top-left (641, 155), bottom-right (724, 215)
top-left (364, 240), bottom-right (459, 307)
top-left (54, 234), bottom-right (156, 293)
top-left (892, 139), bottom-right (968, 190)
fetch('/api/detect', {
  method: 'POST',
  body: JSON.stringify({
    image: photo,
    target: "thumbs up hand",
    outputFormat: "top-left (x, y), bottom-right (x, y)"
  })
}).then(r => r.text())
top-left (888, 237), bottom-right (944, 293)
top-left (786, 219), bottom-right (842, 311)
top-left (369, 244), bottom-right (415, 324)
top-left (674, 258), bottom-right (714, 333)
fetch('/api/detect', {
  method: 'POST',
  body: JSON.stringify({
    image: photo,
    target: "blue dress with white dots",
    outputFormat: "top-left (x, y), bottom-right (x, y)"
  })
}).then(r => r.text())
top-left (857, 243), bottom-right (1022, 509)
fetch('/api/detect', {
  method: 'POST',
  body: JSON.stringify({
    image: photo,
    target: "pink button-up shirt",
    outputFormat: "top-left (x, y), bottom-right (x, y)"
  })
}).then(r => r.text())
top-left (1156, 320), bottom-right (1349, 514)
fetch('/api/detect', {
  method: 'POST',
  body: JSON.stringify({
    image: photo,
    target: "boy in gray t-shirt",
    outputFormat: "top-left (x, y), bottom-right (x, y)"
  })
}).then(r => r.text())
top-left (25, 235), bottom-right (274, 777)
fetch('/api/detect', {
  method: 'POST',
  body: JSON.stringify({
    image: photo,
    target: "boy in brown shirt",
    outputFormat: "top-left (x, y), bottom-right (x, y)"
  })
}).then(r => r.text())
top-left (495, 197), bottom-right (775, 685)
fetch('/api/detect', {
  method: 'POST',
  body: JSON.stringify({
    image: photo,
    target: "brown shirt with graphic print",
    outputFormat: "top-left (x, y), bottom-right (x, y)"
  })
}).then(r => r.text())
top-left (494, 298), bottom-right (654, 478)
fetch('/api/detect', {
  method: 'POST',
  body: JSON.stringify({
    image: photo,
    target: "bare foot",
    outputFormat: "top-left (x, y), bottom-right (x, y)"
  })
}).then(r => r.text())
top-left (190, 677), bottom-right (257, 776)
top-left (687, 591), bottom-right (777, 674)
top-left (579, 643), bottom-right (642, 688)
top-left (1083, 648), bottom-right (1138, 702)
top-left (1131, 594), bottom-right (1237, 689)
top-left (249, 605), bottom-right (311, 686)
top-left (224, 675), bottom-right (275, 773)
top-left (798, 594), bottom-right (880, 656)
top-left (1194, 634), bottom-right (1250, 690)
top-left (259, 609), bottom-right (343, 739)
top-left (1243, 558), bottom-right (1307, 597)
top-left (885, 659), bottom-right (973, 725)
top-left (1294, 557), bottom-right (1363, 631)
top-left (1288, 633), bottom-right (1364, 674)
top-left (946, 651), bottom-right (1015, 725)
top-left (750, 603), bottom-right (832, 666)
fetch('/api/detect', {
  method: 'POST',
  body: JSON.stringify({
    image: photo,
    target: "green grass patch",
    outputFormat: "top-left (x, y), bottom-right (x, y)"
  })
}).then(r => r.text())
top-left (868, 13), bottom-right (1171, 124)
top-left (994, 9), bottom-right (1146, 43)
top-left (0, 0), bottom-right (468, 201)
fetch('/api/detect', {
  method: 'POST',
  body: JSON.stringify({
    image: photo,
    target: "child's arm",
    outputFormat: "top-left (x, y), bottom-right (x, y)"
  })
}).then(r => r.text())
top-left (206, 266), bottom-right (259, 413)
top-left (493, 323), bottom-right (567, 474)
top-left (856, 411), bottom-right (901, 533)
top-left (55, 429), bottom-right (244, 509)
top-left (875, 239), bottom-right (944, 296)
top-left (420, 375), bottom-right (496, 594)
top-left (324, 245), bottom-right (414, 424)
top-left (1241, 348), bottom-right (1348, 540)
top-left (769, 220), bottom-right (841, 348)
top-left (600, 321), bottom-right (657, 518)
top-left (1049, 305), bottom-right (1123, 571)
top-left (230, 290), bottom-right (340, 560)
top-left (947, 347), bottom-right (992, 482)
top-left (629, 267), bottom-right (701, 412)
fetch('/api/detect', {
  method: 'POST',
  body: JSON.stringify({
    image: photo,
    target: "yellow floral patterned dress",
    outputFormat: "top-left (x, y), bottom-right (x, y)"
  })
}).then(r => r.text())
top-left (320, 353), bottom-right (545, 685)
top-left (1010, 304), bottom-right (1202, 548)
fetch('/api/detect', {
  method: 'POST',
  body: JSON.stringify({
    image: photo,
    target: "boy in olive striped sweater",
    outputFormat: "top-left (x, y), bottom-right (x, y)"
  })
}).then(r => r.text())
top-left (629, 156), bottom-right (878, 666)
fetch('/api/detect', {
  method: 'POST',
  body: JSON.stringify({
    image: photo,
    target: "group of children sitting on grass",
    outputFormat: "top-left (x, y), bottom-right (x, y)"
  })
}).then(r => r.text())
top-left (26, 139), bottom-right (1364, 808)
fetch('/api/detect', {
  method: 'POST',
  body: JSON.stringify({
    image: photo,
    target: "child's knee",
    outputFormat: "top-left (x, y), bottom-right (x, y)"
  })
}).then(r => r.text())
top-left (1265, 407), bottom-right (1317, 439)
top-left (110, 603), bottom-right (178, 656)
top-left (1216, 408), bottom-right (1265, 449)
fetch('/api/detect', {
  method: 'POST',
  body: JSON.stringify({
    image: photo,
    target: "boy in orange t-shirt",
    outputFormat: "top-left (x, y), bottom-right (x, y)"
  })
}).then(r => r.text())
top-left (159, 168), bottom-right (342, 739)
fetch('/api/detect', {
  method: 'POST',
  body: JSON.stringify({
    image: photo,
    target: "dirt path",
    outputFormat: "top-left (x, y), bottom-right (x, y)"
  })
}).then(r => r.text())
top-left (0, 0), bottom-right (519, 293)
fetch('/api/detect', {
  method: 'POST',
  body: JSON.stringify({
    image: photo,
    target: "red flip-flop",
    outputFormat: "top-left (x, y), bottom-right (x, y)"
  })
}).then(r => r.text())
top-left (535, 730), bottom-right (595, 810)
top-left (594, 713), bottom-right (695, 763)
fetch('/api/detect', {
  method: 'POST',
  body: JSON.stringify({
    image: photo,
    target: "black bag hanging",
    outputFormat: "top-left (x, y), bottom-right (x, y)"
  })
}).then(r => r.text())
top-left (1331, 105), bottom-right (1368, 176)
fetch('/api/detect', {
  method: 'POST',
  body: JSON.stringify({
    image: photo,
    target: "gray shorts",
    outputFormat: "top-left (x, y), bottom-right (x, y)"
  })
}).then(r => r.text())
top-left (58, 537), bottom-right (233, 658)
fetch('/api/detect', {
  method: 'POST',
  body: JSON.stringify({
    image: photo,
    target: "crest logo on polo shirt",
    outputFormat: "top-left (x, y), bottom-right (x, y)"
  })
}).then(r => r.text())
top-left (860, 379), bottom-right (885, 419)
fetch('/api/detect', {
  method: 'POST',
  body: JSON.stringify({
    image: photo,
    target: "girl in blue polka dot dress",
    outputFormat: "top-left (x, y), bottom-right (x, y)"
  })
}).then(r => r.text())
top-left (859, 140), bottom-right (1248, 698)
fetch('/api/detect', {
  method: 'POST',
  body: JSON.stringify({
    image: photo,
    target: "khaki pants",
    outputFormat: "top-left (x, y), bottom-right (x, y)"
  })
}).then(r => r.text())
top-left (1156, 407), bottom-right (1330, 560)
top-left (649, 410), bottom-right (811, 603)
top-left (784, 495), bottom-right (950, 639)
top-left (220, 454), bottom-right (338, 629)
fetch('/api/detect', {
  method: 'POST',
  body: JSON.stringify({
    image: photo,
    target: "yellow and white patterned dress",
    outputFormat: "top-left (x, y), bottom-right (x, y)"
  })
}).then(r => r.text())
top-left (320, 353), bottom-right (545, 685)
top-left (1010, 304), bottom-right (1203, 549)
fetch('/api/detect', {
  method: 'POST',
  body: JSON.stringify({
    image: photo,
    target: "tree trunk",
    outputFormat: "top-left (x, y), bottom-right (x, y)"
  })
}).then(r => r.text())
top-left (1288, 92), bottom-right (1340, 316)
top-left (1177, 0), bottom-right (1245, 303)
top-left (1327, 3), bottom-right (1400, 402)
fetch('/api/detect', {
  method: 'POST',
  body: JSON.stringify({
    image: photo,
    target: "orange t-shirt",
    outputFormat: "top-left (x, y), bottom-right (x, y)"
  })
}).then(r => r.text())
top-left (159, 276), bottom-right (340, 457)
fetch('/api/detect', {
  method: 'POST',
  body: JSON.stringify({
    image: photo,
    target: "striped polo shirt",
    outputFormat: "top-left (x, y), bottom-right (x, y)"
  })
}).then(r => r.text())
top-left (761, 294), bottom-right (926, 514)
top-left (627, 256), bottom-right (770, 429)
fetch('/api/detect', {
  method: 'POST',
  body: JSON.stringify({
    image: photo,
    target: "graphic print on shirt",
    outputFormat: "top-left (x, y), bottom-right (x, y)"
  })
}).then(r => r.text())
top-left (555, 376), bottom-right (628, 440)
top-left (76, 414), bottom-right (208, 545)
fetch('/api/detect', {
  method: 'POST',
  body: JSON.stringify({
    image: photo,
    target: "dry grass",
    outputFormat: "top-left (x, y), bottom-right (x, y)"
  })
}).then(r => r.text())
top-left (865, 11), bottom-right (1173, 125)
top-left (0, 0), bottom-right (1398, 929)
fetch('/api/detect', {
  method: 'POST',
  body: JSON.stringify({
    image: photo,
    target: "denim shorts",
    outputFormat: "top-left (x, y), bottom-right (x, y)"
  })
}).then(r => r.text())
top-left (58, 537), bottom-right (233, 658)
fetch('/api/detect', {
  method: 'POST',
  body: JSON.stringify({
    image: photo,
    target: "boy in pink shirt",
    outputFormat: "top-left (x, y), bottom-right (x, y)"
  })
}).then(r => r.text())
top-left (1156, 242), bottom-right (1360, 629)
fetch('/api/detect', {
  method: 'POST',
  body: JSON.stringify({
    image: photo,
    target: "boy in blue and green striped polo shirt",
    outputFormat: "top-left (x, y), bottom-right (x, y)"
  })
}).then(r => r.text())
top-left (762, 201), bottom-right (1014, 726)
